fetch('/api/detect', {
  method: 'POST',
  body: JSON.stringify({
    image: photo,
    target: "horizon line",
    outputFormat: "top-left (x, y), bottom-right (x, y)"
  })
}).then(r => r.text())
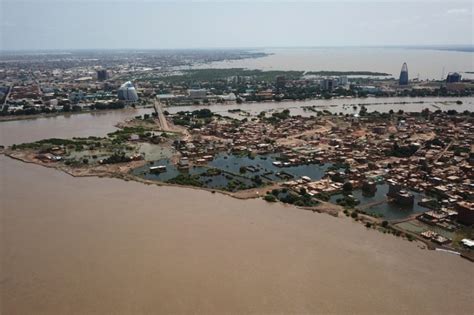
top-left (1, 44), bottom-right (473, 53)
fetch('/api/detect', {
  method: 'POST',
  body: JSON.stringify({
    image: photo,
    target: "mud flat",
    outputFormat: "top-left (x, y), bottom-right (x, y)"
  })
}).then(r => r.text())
top-left (1, 155), bottom-right (473, 315)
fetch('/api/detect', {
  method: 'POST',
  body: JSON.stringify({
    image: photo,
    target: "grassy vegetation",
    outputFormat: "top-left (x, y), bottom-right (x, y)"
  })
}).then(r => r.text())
top-left (172, 109), bottom-right (214, 128)
top-left (9, 133), bottom-right (144, 168)
top-left (101, 152), bottom-right (131, 164)
top-left (452, 226), bottom-right (474, 250)
top-left (335, 195), bottom-right (360, 208)
top-left (224, 179), bottom-right (252, 192)
top-left (315, 192), bottom-right (331, 201)
top-left (13, 138), bottom-right (78, 150)
top-left (167, 173), bottom-right (203, 187)
top-left (269, 188), bottom-right (319, 207)
top-left (64, 159), bottom-right (82, 167)
top-left (107, 126), bottom-right (153, 143)
top-left (12, 137), bottom-right (105, 151)
top-left (264, 194), bottom-right (277, 202)
top-left (160, 68), bottom-right (304, 83)
top-left (201, 168), bottom-right (222, 177)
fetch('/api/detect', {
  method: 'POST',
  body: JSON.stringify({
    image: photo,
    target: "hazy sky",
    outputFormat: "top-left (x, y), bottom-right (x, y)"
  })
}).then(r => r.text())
top-left (1, 0), bottom-right (473, 50)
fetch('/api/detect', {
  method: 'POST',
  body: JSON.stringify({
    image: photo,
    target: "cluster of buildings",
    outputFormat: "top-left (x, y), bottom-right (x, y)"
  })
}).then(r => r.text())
top-left (0, 50), bottom-right (271, 115)
top-left (167, 107), bottom-right (473, 249)
top-left (157, 89), bottom-right (237, 103)
top-left (2, 52), bottom-right (473, 116)
top-left (155, 63), bottom-right (473, 104)
top-left (0, 62), bottom-right (144, 114)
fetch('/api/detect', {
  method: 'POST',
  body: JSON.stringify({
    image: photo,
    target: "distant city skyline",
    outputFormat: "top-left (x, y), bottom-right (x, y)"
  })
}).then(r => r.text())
top-left (1, 0), bottom-right (473, 51)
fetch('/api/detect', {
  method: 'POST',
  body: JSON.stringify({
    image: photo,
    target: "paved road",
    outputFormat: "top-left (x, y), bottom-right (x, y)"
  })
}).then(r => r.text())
top-left (154, 99), bottom-right (170, 131)
top-left (2, 85), bottom-right (12, 108)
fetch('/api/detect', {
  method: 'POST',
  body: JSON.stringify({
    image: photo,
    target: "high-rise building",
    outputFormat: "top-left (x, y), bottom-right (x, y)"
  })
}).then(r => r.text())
top-left (399, 62), bottom-right (409, 85)
top-left (320, 78), bottom-right (336, 91)
top-left (275, 75), bottom-right (286, 88)
top-left (338, 76), bottom-right (348, 86)
top-left (446, 72), bottom-right (461, 83)
top-left (97, 69), bottom-right (109, 81)
top-left (117, 81), bottom-right (139, 102)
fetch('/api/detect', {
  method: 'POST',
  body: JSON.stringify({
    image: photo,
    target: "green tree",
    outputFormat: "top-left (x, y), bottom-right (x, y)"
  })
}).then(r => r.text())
top-left (264, 194), bottom-right (277, 202)
top-left (343, 182), bottom-right (353, 192)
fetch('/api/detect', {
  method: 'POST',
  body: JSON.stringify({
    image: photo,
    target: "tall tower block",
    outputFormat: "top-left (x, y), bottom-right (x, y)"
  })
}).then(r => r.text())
top-left (399, 62), bottom-right (409, 86)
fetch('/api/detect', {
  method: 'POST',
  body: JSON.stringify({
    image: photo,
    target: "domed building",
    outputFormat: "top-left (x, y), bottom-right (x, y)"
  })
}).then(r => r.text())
top-left (117, 81), bottom-right (139, 102)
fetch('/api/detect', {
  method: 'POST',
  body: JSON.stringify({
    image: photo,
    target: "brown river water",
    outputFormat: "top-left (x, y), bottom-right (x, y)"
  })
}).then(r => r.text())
top-left (193, 47), bottom-right (474, 81)
top-left (1, 106), bottom-right (473, 314)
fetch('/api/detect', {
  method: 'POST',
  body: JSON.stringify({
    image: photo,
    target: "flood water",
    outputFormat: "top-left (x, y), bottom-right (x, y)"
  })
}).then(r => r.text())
top-left (132, 153), bottom-right (330, 191)
top-left (1, 103), bottom-right (474, 314)
top-left (167, 96), bottom-right (474, 119)
top-left (1, 96), bottom-right (472, 148)
top-left (192, 47), bottom-right (474, 81)
top-left (330, 183), bottom-right (430, 220)
top-left (208, 153), bottom-right (329, 181)
top-left (0, 108), bottom-right (151, 146)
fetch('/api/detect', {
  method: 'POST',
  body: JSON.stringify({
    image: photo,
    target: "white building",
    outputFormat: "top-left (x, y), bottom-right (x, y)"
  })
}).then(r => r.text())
top-left (118, 81), bottom-right (139, 102)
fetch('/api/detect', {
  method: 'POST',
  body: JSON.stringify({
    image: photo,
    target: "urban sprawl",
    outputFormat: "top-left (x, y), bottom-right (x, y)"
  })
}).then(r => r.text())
top-left (1, 50), bottom-right (473, 262)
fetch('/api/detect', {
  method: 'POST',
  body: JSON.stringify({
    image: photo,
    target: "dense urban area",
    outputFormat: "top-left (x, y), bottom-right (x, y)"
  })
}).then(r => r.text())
top-left (1, 50), bottom-right (473, 262)
top-left (1, 50), bottom-right (473, 118)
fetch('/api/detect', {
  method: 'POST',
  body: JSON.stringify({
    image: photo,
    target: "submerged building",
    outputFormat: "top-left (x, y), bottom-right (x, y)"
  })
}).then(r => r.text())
top-left (117, 81), bottom-right (139, 102)
top-left (399, 62), bottom-right (409, 85)
top-left (387, 180), bottom-right (414, 206)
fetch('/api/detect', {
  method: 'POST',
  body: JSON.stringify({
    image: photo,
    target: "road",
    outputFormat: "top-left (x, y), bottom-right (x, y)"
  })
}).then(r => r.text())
top-left (153, 98), bottom-right (170, 131)
top-left (2, 85), bottom-right (12, 108)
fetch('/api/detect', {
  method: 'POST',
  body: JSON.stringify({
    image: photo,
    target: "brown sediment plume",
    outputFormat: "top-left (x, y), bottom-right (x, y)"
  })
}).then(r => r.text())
top-left (1, 155), bottom-right (473, 314)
